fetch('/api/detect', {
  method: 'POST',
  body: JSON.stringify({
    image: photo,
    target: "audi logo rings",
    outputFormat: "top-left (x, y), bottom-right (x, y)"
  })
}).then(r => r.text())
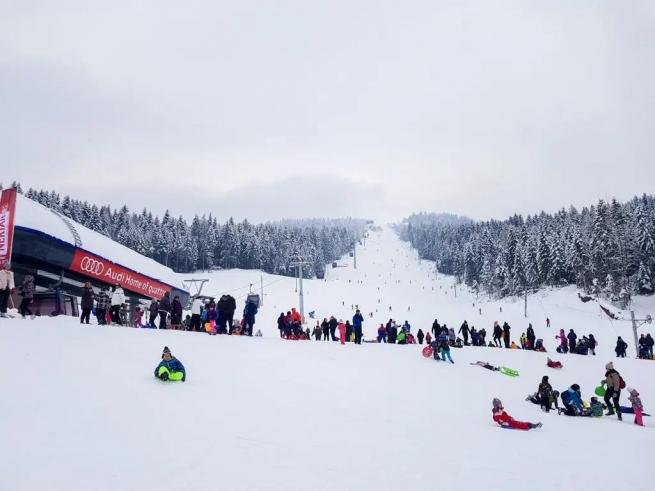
top-left (80, 257), bottom-right (104, 275)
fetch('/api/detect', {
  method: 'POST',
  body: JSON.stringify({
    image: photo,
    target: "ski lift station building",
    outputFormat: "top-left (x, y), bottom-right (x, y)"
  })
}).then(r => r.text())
top-left (9, 194), bottom-right (189, 317)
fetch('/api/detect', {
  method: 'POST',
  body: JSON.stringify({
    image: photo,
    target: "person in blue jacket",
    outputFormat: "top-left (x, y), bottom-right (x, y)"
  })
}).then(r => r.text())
top-left (560, 384), bottom-right (583, 415)
top-left (155, 346), bottom-right (186, 382)
top-left (352, 309), bottom-right (364, 344)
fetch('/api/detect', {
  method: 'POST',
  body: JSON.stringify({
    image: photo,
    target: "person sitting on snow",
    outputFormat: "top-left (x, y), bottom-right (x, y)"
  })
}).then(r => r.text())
top-left (526, 390), bottom-right (560, 411)
top-left (560, 384), bottom-right (584, 416)
top-left (547, 357), bottom-right (563, 369)
top-left (582, 397), bottom-right (603, 418)
top-left (155, 346), bottom-right (186, 382)
top-left (492, 398), bottom-right (542, 430)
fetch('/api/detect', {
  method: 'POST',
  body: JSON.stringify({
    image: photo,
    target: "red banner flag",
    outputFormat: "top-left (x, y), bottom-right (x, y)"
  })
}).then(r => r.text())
top-left (70, 249), bottom-right (172, 299)
top-left (0, 187), bottom-right (17, 267)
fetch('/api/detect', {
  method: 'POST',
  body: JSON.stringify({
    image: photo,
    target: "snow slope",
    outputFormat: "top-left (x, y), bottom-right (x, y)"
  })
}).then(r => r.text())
top-left (14, 194), bottom-right (183, 288)
top-left (185, 227), bottom-right (655, 358)
top-left (1, 226), bottom-right (654, 491)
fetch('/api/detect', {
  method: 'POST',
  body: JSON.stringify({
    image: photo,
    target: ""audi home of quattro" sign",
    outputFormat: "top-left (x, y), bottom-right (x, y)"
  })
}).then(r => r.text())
top-left (70, 250), bottom-right (171, 299)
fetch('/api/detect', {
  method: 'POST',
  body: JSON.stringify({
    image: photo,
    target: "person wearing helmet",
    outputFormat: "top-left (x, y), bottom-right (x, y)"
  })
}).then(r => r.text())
top-left (155, 346), bottom-right (186, 382)
top-left (492, 398), bottom-right (542, 430)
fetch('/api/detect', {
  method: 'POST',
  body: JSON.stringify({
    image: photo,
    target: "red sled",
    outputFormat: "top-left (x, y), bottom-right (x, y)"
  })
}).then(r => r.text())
top-left (422, 346), bottom-right (433, 358)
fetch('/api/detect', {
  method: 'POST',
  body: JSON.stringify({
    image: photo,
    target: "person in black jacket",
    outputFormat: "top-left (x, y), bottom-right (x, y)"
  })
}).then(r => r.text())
top-left (328, 316), bottom-right (338, 341)
top-left (321, 318), bottom-right (330, 341)
top-left (615, 336), bottom-right (628, 358)
top-left (537, 375), bottom-right (553, 412)
top-left (388, 322), bottom-right (398, 344)
top-left (158, 292), bottom-right (171, 330)
top-left (224, 295), bottom-right (237, 332)
top-left (526, 324), bottom-right (536, 350)
top-left (171, 295), bottom-right (183, 326)
top-left (567, 329), bottom-right (577, 352)
top-left (277, 313), bottom-right (286, 338)
top-left (502, 322), bottom-right (511, 348)
top-left (431, 319), bottom-right (440, 339)
top-left (459, 321), bottom-right (470, 346)
top-left (493, 322), bottom-right (502, 347)
top-left (80, 282), bottom-right (95, 324)
top-left (417, 328), bottom-right (424, 345)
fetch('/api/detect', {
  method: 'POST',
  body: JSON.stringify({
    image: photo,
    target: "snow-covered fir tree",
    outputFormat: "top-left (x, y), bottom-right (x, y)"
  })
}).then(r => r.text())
top-left (398, 194), bottom-right (655, 299)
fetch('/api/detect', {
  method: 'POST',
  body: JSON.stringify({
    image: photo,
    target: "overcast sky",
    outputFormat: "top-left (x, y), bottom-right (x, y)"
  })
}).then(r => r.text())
top-left (2, 1), bottom-right (654, 223)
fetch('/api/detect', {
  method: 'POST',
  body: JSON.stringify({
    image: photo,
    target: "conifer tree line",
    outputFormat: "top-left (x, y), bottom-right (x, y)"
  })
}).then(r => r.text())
top-left (3, 182), bottom-right (368, 277)
top-left (398, 196), bottom-right (655, 300)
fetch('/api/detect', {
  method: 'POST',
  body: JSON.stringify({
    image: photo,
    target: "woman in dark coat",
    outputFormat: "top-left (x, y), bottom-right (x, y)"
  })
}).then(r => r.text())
top-left (80, 282), bottom-right (95, 324)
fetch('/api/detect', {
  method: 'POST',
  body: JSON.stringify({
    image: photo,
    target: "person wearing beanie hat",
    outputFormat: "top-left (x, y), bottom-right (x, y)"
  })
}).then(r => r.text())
top-left (627, 388), bottom-right (644, 426)
top-left (492, 398), bottom-right (542, 430)
top-left (155, 346), bottom-right (186, 382)
top-left (601, 362), bottom-right (623, 420)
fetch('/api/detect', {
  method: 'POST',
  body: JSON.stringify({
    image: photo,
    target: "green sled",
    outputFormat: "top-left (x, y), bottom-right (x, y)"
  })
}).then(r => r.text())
top-left (500, 366), bottom-right (519, 377)
top-left (595, 385), bottom-right (606, 397)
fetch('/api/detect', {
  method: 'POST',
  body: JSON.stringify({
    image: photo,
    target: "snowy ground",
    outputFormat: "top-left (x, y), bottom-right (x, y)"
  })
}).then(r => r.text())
top-left (1, 227), bottom-right (654, 491)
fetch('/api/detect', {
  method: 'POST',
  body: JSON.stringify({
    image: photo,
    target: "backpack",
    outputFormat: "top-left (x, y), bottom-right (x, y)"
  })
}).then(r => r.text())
top-left (619, 374), bottom-right (626, 390)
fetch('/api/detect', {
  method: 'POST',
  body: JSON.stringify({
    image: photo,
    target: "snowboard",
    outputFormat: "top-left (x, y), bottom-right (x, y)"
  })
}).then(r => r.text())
top-left (499, 366), bottom-right (519, 377)
top-left (595, 386), bottom-right (606, 397)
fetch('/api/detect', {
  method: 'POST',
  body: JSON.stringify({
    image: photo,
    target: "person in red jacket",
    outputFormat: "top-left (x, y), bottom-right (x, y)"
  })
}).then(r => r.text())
top-left (338, 320), bottom-right (347, 345)
top-left (492, 398), bottom-right (542, 430)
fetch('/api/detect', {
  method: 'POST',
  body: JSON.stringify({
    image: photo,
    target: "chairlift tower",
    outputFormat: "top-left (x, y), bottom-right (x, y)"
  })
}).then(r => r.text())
top-left (290, 257), bottom-right (312, 324)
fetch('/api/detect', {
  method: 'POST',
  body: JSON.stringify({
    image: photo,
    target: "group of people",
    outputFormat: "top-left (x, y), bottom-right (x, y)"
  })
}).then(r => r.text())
top-left (186, 294), bottom-right (258, 336)
top-left (554, 328), bottom-right (598, 355)
top-left (525, 362), bottom-right (645, 426)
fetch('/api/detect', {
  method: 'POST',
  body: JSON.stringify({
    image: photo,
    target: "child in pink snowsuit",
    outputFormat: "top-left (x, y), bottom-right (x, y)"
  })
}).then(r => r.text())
top-left (134, 307), bottom-right (143, 328)
top-left (628, 388), bottom-right (644, 426)
top-left (338, 321), bottom-right (346, 345)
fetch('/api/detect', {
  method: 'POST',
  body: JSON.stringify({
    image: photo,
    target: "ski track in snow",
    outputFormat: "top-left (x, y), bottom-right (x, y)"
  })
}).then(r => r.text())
top-left (1, 226), bottom-right (654, 491)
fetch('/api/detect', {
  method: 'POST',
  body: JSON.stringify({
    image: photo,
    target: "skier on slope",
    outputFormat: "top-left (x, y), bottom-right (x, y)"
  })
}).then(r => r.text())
top-left (155, 346), bottom-right (186, 382)
top-left (492, 398), bottom-right (542, 430)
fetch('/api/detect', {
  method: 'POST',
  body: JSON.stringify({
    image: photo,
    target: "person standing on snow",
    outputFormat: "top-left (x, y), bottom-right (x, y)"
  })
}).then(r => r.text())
top-left (328, 316), bottom-right (338, 341)
top-left (502, 322), bottom-right (511, 348)
top-left (353, 309), bottom-right (364, 344)
top-left (567, 329), bottom-right (577, 352)
top-left (80, 282), bottom-right (95, 324)
top-left (143, 298), bottom-right (157, 327)
top-left (321, 318), bottom-right (330, 341)
top-left (556, 329), bottom-right (568, 353)
top-left (243, 299), bottom-right (258, 336)
top-left (190, 296), bottom-right (203, 331)
top-left (615, 337), bottom-right (628, 358)
top-left (170, 295), bottom-right (183, 327)
top-left (95, 287), bottom-right (110, 325)
top-left (338, 319), bottom-right (347, 345)
top-left (459, 321), bottom-right (470, 346)
top-left (492, 398), bottom-right (542, 430)
top-left (492, 322), bottom-right (502, 347)
top-left (417, 328), bottom-right (424, 345)
top-left (158, 292), bottom-right (171, 330)
top-left (0, 263), bottom-right (15, 317)
top-left (109, 284), bottom-right (125, 325)
top-left (526, 324), bottom-right (536, 350)
top-left (18, 274), bottom-right (34, 318)
top-left (601, 362), bottom-right (623, 420)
